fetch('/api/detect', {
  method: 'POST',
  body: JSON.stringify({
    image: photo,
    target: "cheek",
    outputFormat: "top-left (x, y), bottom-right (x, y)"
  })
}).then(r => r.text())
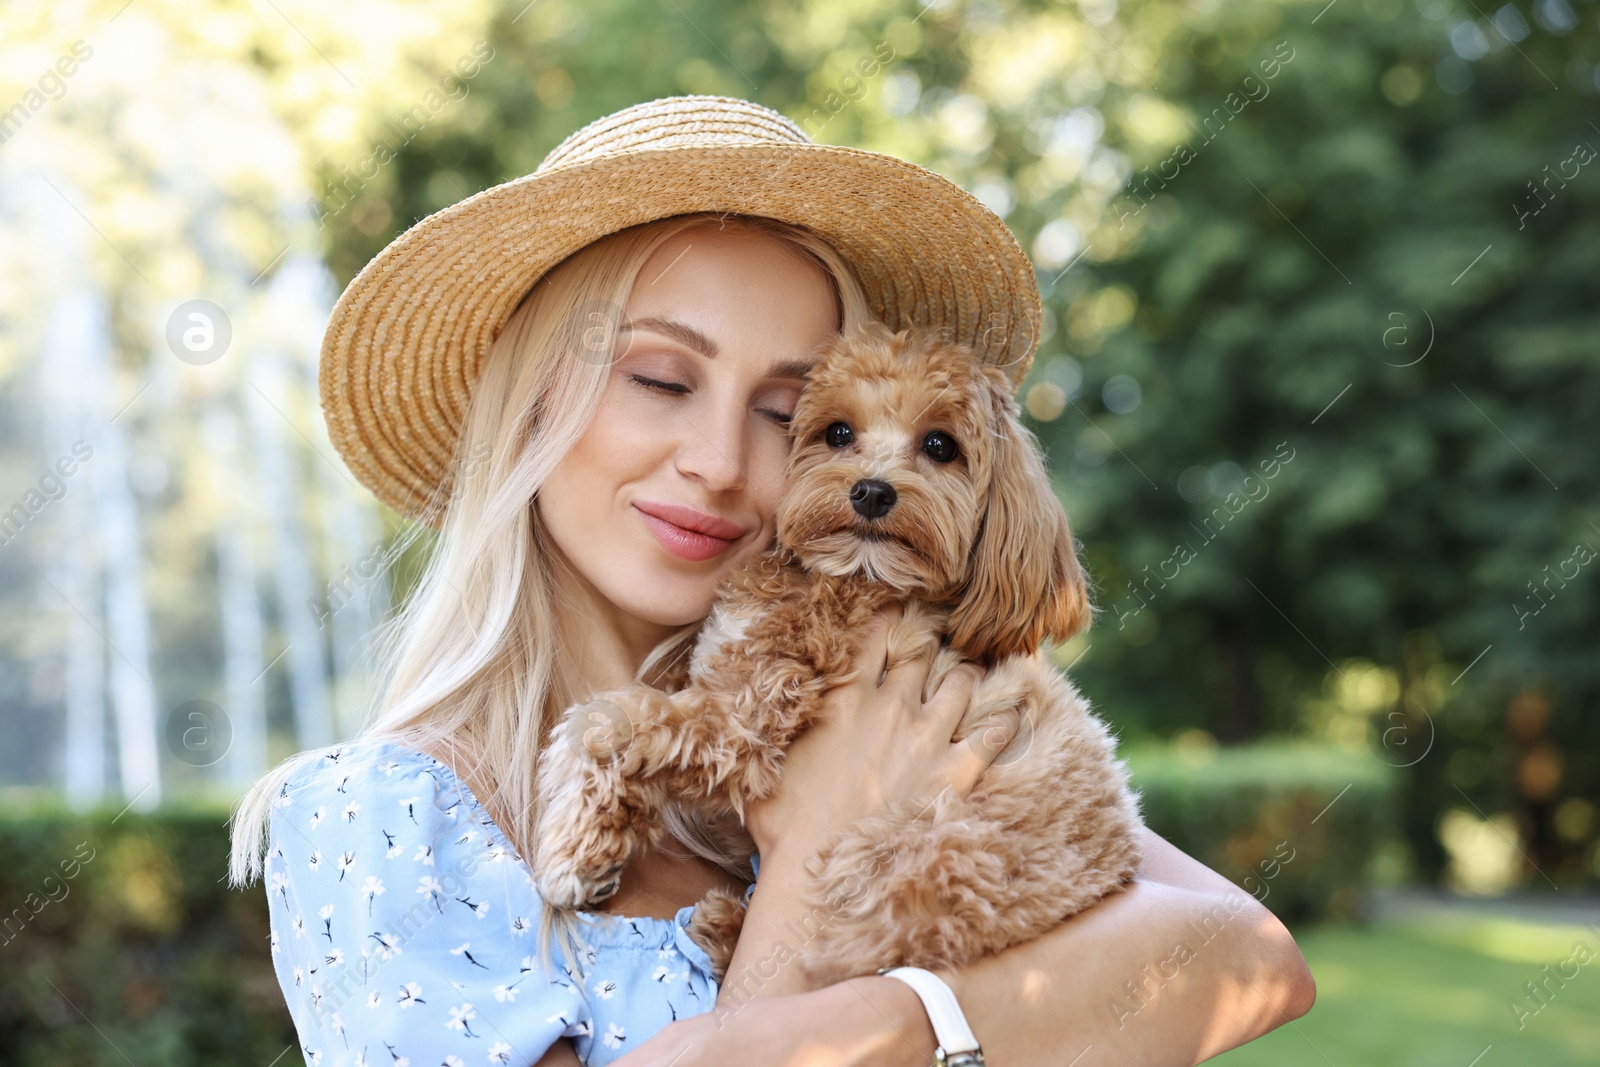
top-left (571, 388), bottom-right (662, 476)
top-left (749, 437), bottom-right (794, 517)
top-left (543, 398), bottom-right (641, 526)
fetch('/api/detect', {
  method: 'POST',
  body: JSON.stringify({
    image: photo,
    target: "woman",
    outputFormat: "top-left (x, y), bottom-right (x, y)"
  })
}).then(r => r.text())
top-left (229, 96), bottom-right (1313, 1067)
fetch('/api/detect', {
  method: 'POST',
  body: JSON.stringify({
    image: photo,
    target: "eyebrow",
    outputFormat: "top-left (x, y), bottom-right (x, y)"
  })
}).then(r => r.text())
top-left (623, 315), bottom-right (816, 381)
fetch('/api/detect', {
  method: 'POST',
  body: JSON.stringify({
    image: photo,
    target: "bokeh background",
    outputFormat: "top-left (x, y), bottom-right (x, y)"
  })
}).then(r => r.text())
top-left (2, 0), bottom-right (1597, 1063)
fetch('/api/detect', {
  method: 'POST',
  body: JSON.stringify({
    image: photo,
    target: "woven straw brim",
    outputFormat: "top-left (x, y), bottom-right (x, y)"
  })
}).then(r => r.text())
top-left (319, 142), bottom-right (1042, 525)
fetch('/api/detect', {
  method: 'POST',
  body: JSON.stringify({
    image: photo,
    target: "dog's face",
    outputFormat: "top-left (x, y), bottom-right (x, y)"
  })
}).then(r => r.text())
top-left (776, 323), bottom-right (988, 594)
top-left (775, 322), bottom-right (1091, 659)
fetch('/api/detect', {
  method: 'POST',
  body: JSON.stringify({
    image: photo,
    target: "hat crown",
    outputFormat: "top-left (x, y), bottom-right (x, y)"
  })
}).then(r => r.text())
top-left (539, 95), bottom-right (813, 171)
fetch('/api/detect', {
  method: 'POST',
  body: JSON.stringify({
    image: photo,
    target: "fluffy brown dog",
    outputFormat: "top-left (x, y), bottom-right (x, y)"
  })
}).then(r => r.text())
top-left (533, 321), bottom-right (1142, 987)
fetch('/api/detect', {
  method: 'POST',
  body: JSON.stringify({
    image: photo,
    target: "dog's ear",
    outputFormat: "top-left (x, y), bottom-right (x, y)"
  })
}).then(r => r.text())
top-left (945, 368), bottom-right (1091, 660)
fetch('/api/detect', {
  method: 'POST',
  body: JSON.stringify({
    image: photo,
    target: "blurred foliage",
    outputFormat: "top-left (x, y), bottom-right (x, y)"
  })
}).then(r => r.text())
top-left (0, 802), bottom-right (293, 1065)
top-left (0, 0), bottom-right (505, 783)
top-left (1046, 0), bottom-right (1600, 894)
top-left (1128, 741), bottom-right (1400, 921)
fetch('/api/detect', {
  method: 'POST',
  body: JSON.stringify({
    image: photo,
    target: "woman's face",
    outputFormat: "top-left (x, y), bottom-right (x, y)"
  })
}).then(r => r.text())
top-left (537, 224), bottom-right (841, 635)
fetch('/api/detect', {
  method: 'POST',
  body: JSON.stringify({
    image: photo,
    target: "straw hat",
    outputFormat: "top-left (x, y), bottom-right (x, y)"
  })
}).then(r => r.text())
top-left (319, 94), bottom-right (1042, 525)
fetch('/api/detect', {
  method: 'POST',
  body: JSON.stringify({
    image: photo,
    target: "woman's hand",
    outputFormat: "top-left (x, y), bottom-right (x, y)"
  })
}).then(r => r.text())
top-left (742, 603), bottom-right (999, 872)
top-left (609, 974), bottom-right (937, 1067)
top-left (715, 604), bottom-right (1005, 1006)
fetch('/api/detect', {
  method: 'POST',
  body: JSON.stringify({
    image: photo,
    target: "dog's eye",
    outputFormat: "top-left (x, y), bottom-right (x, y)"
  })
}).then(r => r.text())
top-left (922, 430), bottom-right (959, 463)
top-left (824, 421), bottom-right (854, 448)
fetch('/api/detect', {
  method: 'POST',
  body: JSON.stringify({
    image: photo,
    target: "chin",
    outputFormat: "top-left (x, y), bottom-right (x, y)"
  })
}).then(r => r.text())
top-left (798, 533), bottom-right (940, 592)
top-left (626, 572), bottom-right (721, 628)
top-left (619, 527), bottom-right (774, 630)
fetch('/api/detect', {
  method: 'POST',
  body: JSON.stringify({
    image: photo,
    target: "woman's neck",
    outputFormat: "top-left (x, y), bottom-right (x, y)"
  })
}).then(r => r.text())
top-left (546, 549), bottom-right (673, 696)
top-left (597, 831), bottom-right (748, 921)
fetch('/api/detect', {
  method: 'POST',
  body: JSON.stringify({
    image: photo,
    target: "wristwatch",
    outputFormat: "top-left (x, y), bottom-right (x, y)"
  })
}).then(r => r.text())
top-left (876, 966), bottom-right (986, 1067)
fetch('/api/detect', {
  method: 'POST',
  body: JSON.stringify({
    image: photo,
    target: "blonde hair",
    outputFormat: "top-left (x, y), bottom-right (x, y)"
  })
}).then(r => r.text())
top-left (228, 211), bottom-right (875, 972)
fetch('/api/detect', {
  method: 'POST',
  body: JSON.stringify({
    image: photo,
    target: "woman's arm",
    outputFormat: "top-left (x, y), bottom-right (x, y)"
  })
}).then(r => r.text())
top-left (923, 827), bottom-right (1315, 1066)
top-left (702, 608), bottom-right (1314, 1065)
top-left (719, 826), bottom-right (1313, 1067)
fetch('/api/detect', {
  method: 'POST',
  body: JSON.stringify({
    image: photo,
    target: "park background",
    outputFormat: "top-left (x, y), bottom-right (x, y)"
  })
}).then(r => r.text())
top-left (1, 0), bottom-right (1597, 1062)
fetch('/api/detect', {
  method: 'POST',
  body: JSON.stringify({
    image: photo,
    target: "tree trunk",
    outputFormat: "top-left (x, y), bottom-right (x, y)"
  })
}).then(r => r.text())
top-left (80, 284), bottom-right (161, 808)
top-left (43, 289), bottom-right (108, 808)
top-left (204, 407), bottom-right (269, 787)
top-left (246, 344), bottom-right (334, 750)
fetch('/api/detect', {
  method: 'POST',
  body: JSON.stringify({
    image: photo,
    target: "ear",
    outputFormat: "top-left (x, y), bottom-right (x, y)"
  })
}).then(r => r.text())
top-left (945, 369), bottom-right (1091, 660)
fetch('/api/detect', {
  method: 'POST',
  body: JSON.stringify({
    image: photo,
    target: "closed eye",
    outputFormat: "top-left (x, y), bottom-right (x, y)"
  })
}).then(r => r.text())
top-left (629, 374), bottom-right (793, 427)
top-left (629, 374), bottom-right (689, 395)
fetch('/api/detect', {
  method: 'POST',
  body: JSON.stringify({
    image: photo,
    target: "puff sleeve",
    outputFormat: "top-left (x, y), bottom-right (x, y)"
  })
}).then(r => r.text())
top-left (266, 743), bottom-right (591, 1067)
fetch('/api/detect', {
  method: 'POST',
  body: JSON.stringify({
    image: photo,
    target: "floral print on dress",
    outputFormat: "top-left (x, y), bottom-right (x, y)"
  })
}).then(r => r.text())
top-left (266, 738), bottom-right (755, 1066)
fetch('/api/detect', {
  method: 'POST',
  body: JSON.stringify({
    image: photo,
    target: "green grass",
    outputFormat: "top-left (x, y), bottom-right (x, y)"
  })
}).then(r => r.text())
top-left (1212, 911), bottom-right (1600, 1066)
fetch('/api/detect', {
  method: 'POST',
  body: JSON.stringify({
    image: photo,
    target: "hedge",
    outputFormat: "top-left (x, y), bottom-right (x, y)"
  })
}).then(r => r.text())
top-left (1126, 741), bottom-right (1401, 922)
top-left (0, 800), bottom-right (294, 1067)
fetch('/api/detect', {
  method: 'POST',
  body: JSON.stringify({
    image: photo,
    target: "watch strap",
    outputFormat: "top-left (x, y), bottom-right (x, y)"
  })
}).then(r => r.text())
top-left (876, 965), bottom-right (985, 1066)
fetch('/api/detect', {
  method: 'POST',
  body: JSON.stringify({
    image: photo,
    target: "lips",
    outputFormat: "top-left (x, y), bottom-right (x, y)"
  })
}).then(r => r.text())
top-left (634, 501), bottom-right (750, 563)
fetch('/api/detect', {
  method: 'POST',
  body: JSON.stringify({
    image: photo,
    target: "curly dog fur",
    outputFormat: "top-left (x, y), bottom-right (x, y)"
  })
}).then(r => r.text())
top-left (533, 321), bottom-right (1143, 988)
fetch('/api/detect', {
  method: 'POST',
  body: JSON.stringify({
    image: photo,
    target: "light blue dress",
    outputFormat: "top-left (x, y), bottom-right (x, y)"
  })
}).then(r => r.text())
top-left (265, 737), bottom-right (759, 1066)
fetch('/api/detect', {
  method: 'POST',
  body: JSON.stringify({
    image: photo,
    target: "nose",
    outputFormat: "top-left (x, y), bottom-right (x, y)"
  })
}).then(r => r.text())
top-left (849, 478), bottom-right (897, 519)
top-left (675, 407), bottom-right (748, 493)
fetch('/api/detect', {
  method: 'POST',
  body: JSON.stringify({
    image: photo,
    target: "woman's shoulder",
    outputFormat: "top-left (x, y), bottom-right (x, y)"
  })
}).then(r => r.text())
top-left (266, 735), bottom-right (523, 910)
top-left (279, 734), bottom-right (442, 786)
top-left (271, 735), bottom-right (478, 832)
top-left (288, 733), bottom-right (432, 772)
top-left (262, 737), bottom-right (600, 1065)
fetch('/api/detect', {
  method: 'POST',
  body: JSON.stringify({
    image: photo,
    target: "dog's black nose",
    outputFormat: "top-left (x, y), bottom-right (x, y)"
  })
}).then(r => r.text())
top-left (849, 478), bottom-right (897, 519)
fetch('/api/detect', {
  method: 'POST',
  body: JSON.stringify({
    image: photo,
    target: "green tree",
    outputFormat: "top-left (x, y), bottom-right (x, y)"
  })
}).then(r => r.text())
top-left (1054, 0), bottom-right (1600, 886)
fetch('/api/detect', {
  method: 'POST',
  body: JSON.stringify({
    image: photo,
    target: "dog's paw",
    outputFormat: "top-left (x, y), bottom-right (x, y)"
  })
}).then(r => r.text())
top-left (559, 696), bottom-right (638, 767)
top-left (684, 885), bottom-right (749, 983)
top-left (534, 855), bottom-right (626, 910)
top-left (920, 644), bottom-right (972, 705)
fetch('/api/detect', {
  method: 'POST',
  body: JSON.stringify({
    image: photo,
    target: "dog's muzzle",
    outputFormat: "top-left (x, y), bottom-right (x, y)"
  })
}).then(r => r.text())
top-left (849, 478), bottom-right (897, 519)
